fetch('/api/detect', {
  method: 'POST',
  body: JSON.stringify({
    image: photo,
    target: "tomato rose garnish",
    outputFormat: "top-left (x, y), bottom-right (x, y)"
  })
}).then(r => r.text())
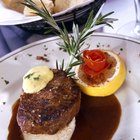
top-left (81, 49), bottom-right (108, 76)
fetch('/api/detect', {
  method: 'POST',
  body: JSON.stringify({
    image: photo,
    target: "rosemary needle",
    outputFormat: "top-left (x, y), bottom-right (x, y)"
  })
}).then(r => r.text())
top-left (23, 0), bottom-right (117, 77)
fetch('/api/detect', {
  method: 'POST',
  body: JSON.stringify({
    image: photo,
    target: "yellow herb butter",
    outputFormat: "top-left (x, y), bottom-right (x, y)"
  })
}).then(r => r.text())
top-left (22, 66), bottom-right (54, 93)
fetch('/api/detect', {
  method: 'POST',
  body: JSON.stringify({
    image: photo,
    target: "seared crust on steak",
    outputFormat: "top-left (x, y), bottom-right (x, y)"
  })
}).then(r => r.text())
top-left (17, 69), bottom-right (81, 134)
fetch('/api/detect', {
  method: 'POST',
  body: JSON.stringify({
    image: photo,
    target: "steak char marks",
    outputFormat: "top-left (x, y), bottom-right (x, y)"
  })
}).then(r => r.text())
top-left (17, 69), bottom-right (81, 134)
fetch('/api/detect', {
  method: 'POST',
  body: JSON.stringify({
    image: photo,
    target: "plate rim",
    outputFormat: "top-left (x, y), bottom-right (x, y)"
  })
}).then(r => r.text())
top-left (1, 32), bottom-right (140, 63)
top-left (0, 0), bottom-right (95, 25)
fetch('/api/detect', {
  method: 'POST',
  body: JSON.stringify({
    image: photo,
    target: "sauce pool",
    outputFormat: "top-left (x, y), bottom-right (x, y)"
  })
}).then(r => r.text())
top-left (8, 94), bottom-right (121, 140)
top-left (8, 100), bottom-right (23, 140)
top-left (71, 94), bottom-right (121, 140)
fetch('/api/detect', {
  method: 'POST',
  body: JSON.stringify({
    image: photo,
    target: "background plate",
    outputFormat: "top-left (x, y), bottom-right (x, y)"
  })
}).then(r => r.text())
top-left (0, 0), bottom-right (105, 34)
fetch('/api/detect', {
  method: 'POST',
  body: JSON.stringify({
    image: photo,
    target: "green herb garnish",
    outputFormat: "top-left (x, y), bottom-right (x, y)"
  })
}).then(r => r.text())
top-left (14, 56), bottom-right (18, 60)
top-left (4, 80), bottom-right (9, 85)
top-left (27, 53), bottom-right (32, 57)
top-left (120, 48), bottom-right (123, 51)
top-left (24, 72), bottom-right (34, 79)
top-left (33, 75), bottom-right (40, 80)
top-left (23, 0), bottom-right (116, 77)
top-left (2, 102), bottom-right (6, 105)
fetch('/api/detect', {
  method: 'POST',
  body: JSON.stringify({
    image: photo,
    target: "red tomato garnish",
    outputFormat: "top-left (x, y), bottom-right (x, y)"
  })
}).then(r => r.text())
top-left (82, 49), bottom-right (108, 76)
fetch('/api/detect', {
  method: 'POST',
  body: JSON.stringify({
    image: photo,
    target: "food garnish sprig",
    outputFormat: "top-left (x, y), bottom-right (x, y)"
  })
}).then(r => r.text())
top-left (23, 0), bottom-right (117, 77)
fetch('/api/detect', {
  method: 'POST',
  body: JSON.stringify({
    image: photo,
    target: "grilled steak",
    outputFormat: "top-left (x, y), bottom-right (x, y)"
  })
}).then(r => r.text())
top-left (17, 69), bottom-right (81, 134)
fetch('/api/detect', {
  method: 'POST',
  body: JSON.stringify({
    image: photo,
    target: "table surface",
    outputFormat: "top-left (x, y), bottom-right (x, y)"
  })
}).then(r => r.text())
top-left (103, 0), bottom-right (135, 33)
top-left (0, 0), bottom-right (136, 57)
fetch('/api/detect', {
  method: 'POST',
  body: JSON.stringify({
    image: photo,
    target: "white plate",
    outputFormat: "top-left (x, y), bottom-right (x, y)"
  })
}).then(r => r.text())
top-left (0, 0), bottom-right (93, 25)
top-left (0, 33), bottom-right (140, 140)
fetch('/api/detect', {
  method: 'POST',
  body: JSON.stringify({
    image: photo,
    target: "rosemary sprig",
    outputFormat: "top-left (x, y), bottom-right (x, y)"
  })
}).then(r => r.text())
top-left (23, 0), bottom-right (117, 77)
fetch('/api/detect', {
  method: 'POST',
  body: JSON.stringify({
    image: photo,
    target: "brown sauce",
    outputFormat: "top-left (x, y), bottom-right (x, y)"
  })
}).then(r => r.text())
top-left (8, 94), bottom-right (121, 140)
top-left (7, 99), bottom-right (23, 140)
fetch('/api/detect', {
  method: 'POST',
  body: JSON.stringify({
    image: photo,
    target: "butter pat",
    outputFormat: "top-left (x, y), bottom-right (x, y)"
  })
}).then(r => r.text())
top-left (23, 66), bottom-right (54, 93)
